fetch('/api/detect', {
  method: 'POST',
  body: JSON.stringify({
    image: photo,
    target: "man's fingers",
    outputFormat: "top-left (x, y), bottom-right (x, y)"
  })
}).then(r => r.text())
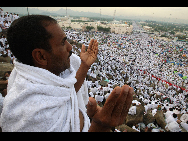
top-left (87, 39), bottom-right (98, 55)
top-left (119, 87), bottom-right (133, 123)
top-left (81, 44), bottom-right (86, 53)
top-left (101, 87), bottom-right (121, 117)
top-left (94, 40), bottom-right (98, 55)
top-left (111, 85), bottom-right (129, 121)
top-left (94, 39), bottom-right (98, 46)
top-left (89, 39), bottom-right (94, 49)
top-left (87, 97), bottom-right (97, 118)
top-left (87, 86), bottom-right (134, 129)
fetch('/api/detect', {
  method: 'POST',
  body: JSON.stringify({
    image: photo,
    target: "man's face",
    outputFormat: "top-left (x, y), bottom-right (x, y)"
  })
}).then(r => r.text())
top-left (45, 23), bottom-right (72, 76)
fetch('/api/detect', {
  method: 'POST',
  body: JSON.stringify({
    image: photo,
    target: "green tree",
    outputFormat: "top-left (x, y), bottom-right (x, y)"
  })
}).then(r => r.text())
top-left (86, 26), bottom-right (94, 31)
top-left (97, 26), bottom-right (111, 32)
top-left (170, 31), bottom-right (175, 35)
top-left (67, 26), bottom-right (72, 29)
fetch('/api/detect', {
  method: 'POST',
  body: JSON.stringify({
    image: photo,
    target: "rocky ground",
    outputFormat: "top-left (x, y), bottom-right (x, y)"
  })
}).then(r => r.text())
top-left (116, 106), bottom-right (187, 132)
top-left (0, 56), bottom-right (14, 93)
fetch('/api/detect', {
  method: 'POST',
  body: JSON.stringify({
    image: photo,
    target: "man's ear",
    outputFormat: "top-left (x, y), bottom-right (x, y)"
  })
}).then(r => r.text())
top-left (32, 49), bottom-right (48, 66)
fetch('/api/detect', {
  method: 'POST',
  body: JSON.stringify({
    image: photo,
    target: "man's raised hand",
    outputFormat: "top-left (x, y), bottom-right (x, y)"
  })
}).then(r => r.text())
top-left (80, 39), bottom-right (98, 68)
top-left (87, 85), bottom-right (133, 132)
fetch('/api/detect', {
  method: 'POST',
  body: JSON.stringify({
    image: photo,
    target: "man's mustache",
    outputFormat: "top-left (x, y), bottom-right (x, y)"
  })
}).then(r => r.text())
top-left (69, 51), bottom-right (72, 58)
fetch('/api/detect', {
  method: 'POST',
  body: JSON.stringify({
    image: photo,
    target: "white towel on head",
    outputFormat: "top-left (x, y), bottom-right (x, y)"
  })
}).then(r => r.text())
top-left (0, 53), bottom-right (90, 132)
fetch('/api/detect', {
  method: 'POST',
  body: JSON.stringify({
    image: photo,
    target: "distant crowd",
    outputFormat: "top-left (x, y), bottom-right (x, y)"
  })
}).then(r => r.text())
top-left (0, 8), bottom-right (17, 61)
top-left (0, 8), bottom-right (17, 100)
top-left (65, 22), bottom-right (188, 132)
top-left (0, 8), bottom-right (19, 31)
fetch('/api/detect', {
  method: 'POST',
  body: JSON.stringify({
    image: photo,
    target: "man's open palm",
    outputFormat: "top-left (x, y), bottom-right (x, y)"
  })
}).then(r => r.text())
top-left (87, 85), bottom-right (133, 131)
top-left (80, 39), bottom-right (98, 67)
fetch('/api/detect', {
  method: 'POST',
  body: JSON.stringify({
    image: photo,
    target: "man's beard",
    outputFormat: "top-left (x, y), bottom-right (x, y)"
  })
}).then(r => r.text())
top-left (48, 51), bottom-right (73, 76)
top-left (50, 55), bottom-right (70, 76)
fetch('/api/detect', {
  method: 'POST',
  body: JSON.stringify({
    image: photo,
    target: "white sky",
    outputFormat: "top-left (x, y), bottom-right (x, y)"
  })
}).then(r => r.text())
top-left (32, 7), bottom-right (188, 20)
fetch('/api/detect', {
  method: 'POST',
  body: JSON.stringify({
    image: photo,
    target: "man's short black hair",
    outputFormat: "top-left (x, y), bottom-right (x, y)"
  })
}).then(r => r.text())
top-left (7, 15), bottom-right (57, 66)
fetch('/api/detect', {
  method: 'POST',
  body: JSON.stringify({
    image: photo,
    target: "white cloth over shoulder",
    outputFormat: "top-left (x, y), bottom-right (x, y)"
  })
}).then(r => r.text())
top-left (0, 53), bottom-right (90, 132)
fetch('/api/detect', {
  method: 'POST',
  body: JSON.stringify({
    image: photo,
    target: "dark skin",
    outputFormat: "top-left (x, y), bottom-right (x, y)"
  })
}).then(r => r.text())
top-left (32, 24), bottom-right (98, 93)
top-left (32, 23), bottom-right (133, 132)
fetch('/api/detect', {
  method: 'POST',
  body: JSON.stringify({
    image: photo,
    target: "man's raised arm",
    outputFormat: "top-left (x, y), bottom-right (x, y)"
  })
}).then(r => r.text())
top-left (74, 39), bottom-right (98, 93)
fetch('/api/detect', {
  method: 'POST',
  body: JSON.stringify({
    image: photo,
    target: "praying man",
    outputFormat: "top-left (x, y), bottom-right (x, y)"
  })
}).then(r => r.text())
top-left (0, 15), bottom-right (133, 132)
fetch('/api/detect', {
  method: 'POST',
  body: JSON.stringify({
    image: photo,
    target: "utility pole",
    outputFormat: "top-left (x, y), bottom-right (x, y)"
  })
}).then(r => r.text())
top-left (113, 10), bottom-right (116, 21)
top-left (100, 9), bottom-right (101, 21)
top-left (27, 7), bottom-right (29, 15)
top-left (66, 7), bottom-right (67, 16)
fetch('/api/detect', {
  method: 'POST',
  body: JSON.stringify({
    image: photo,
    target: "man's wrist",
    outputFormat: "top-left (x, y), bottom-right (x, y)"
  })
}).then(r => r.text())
top-left (81, 61), bottom-right (90, 70)
top-left (88, 120), bottom-right (111, 132)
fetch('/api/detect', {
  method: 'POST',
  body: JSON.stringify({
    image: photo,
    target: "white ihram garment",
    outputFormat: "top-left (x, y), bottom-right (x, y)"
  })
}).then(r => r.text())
top-left (0, 54), bottom-right (90, 132)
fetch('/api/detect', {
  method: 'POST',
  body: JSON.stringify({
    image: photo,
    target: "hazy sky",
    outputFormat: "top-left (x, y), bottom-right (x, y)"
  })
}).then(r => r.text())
top-left (32, 7), bottom-right (188, 20)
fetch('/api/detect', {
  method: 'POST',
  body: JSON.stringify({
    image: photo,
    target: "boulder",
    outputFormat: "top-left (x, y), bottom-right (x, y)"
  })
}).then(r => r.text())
top-left (177, 114), bottom-right (183, 120)
top-left (113, 84), bottom-right (118, 89)
top-left (133, 97), bottom-right (144, 107)
top-left (116, 124), bottom-right (139, 132)
top-left (143, 110), bottom-right (155, 125)
top-left (0, 56), bottom-right (11, 63)
top-left (0, 62), bottom-right (14, 93)
top-left (155, 94), bottom-right (162, 100)
top-left (98, 80), bottom-right (107, 87)
top-left (106, 73), bottom-right (113, 80)
top-left (121, 71), bottom-right (126, 75)
top-left (154, 110), bottom-right (167, 131)
top-left (0, 84), bottom-right (7, 93)
top-left (125, 105), bottom-right (145, 127)
top-left (0, 63), bottom-right (14, 78)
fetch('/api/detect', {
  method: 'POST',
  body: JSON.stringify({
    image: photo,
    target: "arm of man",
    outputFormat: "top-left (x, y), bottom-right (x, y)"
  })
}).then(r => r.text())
top-left (74, 62), bottom-right (90, 93)
top-left (74, 39), bottom-right (98, 93)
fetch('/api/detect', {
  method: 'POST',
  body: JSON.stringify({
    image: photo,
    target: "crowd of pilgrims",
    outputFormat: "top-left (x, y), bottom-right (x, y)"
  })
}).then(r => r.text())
top-left (0, 8), bottom-right (19, 31)
top-left (1, 15), bottom-right (188, 131)
top-left (66, 22), bottom-right (188, 132)
top-left (0, 8), bottom-right (18, 60)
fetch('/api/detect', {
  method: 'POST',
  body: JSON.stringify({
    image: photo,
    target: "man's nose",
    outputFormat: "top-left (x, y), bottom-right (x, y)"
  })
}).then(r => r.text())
top-left (67, 41), bottom-right (72, 52)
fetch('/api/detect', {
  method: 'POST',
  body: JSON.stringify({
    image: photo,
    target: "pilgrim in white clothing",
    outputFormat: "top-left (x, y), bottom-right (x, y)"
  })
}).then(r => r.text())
top-left (0, 54), bottom-right (90, 132)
